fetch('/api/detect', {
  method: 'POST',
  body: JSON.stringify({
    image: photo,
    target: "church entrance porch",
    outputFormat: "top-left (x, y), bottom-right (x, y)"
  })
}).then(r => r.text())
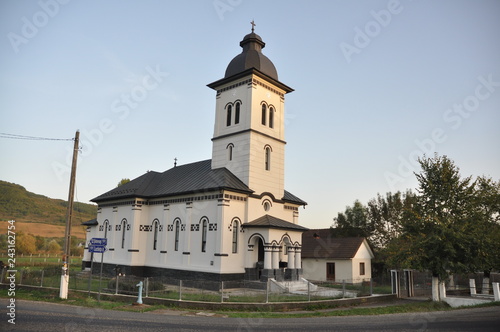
top-left (244, 233), bottom-right (302, 282)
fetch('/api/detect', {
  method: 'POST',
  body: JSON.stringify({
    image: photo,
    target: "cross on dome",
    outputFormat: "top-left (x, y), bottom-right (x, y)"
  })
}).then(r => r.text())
top-left (250, 20), bottom-right (256, 32)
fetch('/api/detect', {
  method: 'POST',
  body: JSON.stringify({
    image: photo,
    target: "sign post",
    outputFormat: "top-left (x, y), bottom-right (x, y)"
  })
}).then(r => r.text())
top-left (88, 238), bottom-right (107, 302)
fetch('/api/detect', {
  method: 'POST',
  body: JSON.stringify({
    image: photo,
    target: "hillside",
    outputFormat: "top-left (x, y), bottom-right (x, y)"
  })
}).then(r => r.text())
top-left (0, 180), bottom-right (97, 225)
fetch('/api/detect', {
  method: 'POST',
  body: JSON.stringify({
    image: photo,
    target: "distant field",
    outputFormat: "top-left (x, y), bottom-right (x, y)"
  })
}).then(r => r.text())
top-left (0, 220), bottom-right (87, 239)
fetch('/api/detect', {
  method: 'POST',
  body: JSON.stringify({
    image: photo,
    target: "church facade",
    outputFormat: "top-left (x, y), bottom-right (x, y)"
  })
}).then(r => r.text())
top-left (83, 28), bottom-right (308, 282)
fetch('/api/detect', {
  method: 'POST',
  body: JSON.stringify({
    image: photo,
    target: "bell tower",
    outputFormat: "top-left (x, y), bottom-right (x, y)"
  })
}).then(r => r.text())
top-left (208, 26), bottom-right (293, 199)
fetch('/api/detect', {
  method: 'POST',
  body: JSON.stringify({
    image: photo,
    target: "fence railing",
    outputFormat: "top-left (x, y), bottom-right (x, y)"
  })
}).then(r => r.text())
top-left (3, 268), bottom-right (494, 302)
top-left (0, 268), bottom-right (392, 303)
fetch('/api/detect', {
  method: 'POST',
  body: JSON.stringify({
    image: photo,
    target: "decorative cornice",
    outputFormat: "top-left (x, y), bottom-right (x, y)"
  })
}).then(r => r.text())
top-left (212, 128), bottom-right (286, 144)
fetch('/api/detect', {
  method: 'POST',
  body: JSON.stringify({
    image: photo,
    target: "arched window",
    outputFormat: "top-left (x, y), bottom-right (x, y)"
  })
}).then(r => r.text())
top-left (232, 219), bottom-right (239, 253)
top-left (261, 104), bottom-right (267, 125)
top-left (121, 219), bottom-right (127, 249)
top-left (227, 143), bottom-right (234, 161)
top-left (269, 107), bottom-right (274, 128)
top-left (174, 219), bottom-right (181, 251)
top-left (265, 146), bottom-right (271, 171)
top-left (103, 219), bottom-right (109, 238)
top-left (235, 102), bottom-right (240, 124)
top-left (226, 105), bottom-right (232, 127)
top-left (152, 219), bottom-right (159, 251)
top-left (201, 218), bottom-right (208, 252)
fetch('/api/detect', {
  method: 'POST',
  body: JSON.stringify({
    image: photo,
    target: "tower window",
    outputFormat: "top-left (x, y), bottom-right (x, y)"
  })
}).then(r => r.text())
top-left (227, 143), bottom-right (234, 161)
top-left (226, 105), bottom-right (232, 127)
top-left (265, 146), bottom-right (271, 171)
top-left (261, 104), bottom-right (267, 125)
top-left (235, 102), bottom-right (240, 124)
top-left (269, 107), bottom-right (274, 128)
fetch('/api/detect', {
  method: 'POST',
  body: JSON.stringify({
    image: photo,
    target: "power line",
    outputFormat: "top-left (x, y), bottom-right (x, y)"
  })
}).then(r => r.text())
top-left (0, 132), bottom-right (74, 141)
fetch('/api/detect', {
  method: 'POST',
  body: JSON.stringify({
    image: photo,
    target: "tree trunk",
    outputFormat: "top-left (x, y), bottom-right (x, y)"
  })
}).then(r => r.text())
top-left (431, 276), bottom-right (440, 301)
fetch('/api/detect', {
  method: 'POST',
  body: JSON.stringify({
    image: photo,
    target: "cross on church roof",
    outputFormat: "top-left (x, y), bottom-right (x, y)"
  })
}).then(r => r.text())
top-left (250, 20), bottom-right (256, 32)
top-left (174, 157), bottom-right (177, 167)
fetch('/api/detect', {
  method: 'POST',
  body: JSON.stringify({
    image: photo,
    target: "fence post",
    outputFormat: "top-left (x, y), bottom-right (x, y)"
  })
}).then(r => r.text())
top-left (307, 280), bottom-right (311, 302)
top-left (370, 278), bottom-right (373, 296)
top-left (19, 270), bottom-right (23, 285)
top-left (265, 279), bottom-right (269, 303)
top-left (469, 279), bottom-right (476, 296)
top-left (40, 270), bottom-right (44, 287)
top-left (342, 280), bottom-right (346, 298)
top-left (220, 281), bottom-right (224, 303)
top-left (179, 280), bottom-right (183, 301)
top-left (115, 275), bottom-right (119, 295)
top-left (492, 282), bottom-right (500, 301)
top-left (145, 278), bottom-right (149, 298)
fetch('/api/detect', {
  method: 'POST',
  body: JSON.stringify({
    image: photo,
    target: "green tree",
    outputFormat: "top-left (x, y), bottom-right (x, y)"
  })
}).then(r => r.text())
top-left (16, 231), bottom-right (36, 254)
top-left (117, 178), bottom-right (131, 187)
top-left (35, 235), bottom-right (46, 251)
top-left (47, 239), bottom-right (62, 254)
top-left (467, 176), bottom-right (500, 289)
top-left (388, 154), bottom-right (478, 301)
top-left (366, 190), bottom-right (416, 250)
top-left (332, 200), bottom-right (370, 237)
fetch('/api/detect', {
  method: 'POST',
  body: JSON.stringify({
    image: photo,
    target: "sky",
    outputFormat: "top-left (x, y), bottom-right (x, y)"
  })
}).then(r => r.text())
top-left (1, 0), bottom-right (499, 229)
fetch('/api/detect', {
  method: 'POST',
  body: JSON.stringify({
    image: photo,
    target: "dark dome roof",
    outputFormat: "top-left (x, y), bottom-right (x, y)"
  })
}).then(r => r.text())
top-left (224, 32), bottom-right (278, 80)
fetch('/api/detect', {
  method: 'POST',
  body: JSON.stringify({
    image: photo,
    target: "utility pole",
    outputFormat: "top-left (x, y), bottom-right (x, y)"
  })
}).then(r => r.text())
top-left (60, 130), bottom-right (79, 299)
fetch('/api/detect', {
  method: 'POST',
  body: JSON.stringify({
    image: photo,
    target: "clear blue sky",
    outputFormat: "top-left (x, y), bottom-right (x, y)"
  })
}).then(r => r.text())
top-left (1, 0), bottom-right (499, 229)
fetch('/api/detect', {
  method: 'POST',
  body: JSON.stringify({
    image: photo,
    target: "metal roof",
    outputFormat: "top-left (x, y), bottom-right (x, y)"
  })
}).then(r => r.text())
top-left (81, 218), bottom-right (98, 226)
top-left (243, 214), bottom-right (309, 231)
top-left (91, 160), bottom-right (252, 203)
top-left (225, 32), bottom-right (278, 80)
top-left (91, 159), bottom-right (307, 206)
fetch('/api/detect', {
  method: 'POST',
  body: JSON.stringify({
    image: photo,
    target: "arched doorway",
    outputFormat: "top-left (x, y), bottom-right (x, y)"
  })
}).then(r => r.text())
top-left (257, 237), bottom-right (264, 264)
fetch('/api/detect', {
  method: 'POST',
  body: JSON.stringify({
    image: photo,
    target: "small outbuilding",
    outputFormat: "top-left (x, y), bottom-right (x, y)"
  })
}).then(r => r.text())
top-left (301, 229), bottom-right (374, 283)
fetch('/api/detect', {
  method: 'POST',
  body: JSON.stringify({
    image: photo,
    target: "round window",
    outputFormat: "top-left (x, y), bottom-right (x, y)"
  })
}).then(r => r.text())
top-left (263, 201), bottom-right (271, 212)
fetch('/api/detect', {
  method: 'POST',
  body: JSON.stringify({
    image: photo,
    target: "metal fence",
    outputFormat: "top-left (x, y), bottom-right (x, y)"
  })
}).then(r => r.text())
top-left (0, 268), bottom-right (391, 303)
top-left (3, 268), bottom-right (495, 302)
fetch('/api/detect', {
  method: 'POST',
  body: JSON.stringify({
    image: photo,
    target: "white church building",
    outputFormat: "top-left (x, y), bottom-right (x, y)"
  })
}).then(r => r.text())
top-left (83, 27), bottom-right (308, 282)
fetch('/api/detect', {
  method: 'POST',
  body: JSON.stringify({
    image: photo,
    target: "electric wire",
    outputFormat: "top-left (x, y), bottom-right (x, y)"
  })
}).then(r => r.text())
top-left (0, 132), bottom-right (74, 141)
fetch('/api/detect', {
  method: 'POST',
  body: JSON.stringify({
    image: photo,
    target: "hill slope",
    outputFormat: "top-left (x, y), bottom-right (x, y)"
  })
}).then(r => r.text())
top-left (0, 180), bottom-right (97, 225)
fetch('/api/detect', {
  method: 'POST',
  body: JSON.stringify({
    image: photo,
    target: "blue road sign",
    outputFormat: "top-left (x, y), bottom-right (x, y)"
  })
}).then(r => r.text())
top-left (90, 238), bottom-right (107, 246)
top-left (88, 244), bottom-right (107, 253)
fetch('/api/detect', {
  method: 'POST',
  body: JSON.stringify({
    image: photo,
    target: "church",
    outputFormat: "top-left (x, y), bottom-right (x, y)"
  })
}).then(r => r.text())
top-left (82, 25), bottom-right (308, 282)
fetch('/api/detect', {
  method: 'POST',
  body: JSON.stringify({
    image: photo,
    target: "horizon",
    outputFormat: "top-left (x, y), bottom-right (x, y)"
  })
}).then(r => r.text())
top-left (1, 0), bottom-right (499, 229)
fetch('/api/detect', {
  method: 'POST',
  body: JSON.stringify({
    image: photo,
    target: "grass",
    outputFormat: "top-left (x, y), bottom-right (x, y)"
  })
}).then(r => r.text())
top-left (1, 287), bottom-right (499, 318)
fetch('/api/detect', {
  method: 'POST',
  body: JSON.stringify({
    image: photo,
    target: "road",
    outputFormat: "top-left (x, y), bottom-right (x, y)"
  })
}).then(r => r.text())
top-left (1, 299), bottom-right (499, 332)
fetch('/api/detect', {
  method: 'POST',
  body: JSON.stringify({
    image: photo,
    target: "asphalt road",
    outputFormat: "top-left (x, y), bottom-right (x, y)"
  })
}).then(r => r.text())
top-left (1, 299), bottom-right (499, 332)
